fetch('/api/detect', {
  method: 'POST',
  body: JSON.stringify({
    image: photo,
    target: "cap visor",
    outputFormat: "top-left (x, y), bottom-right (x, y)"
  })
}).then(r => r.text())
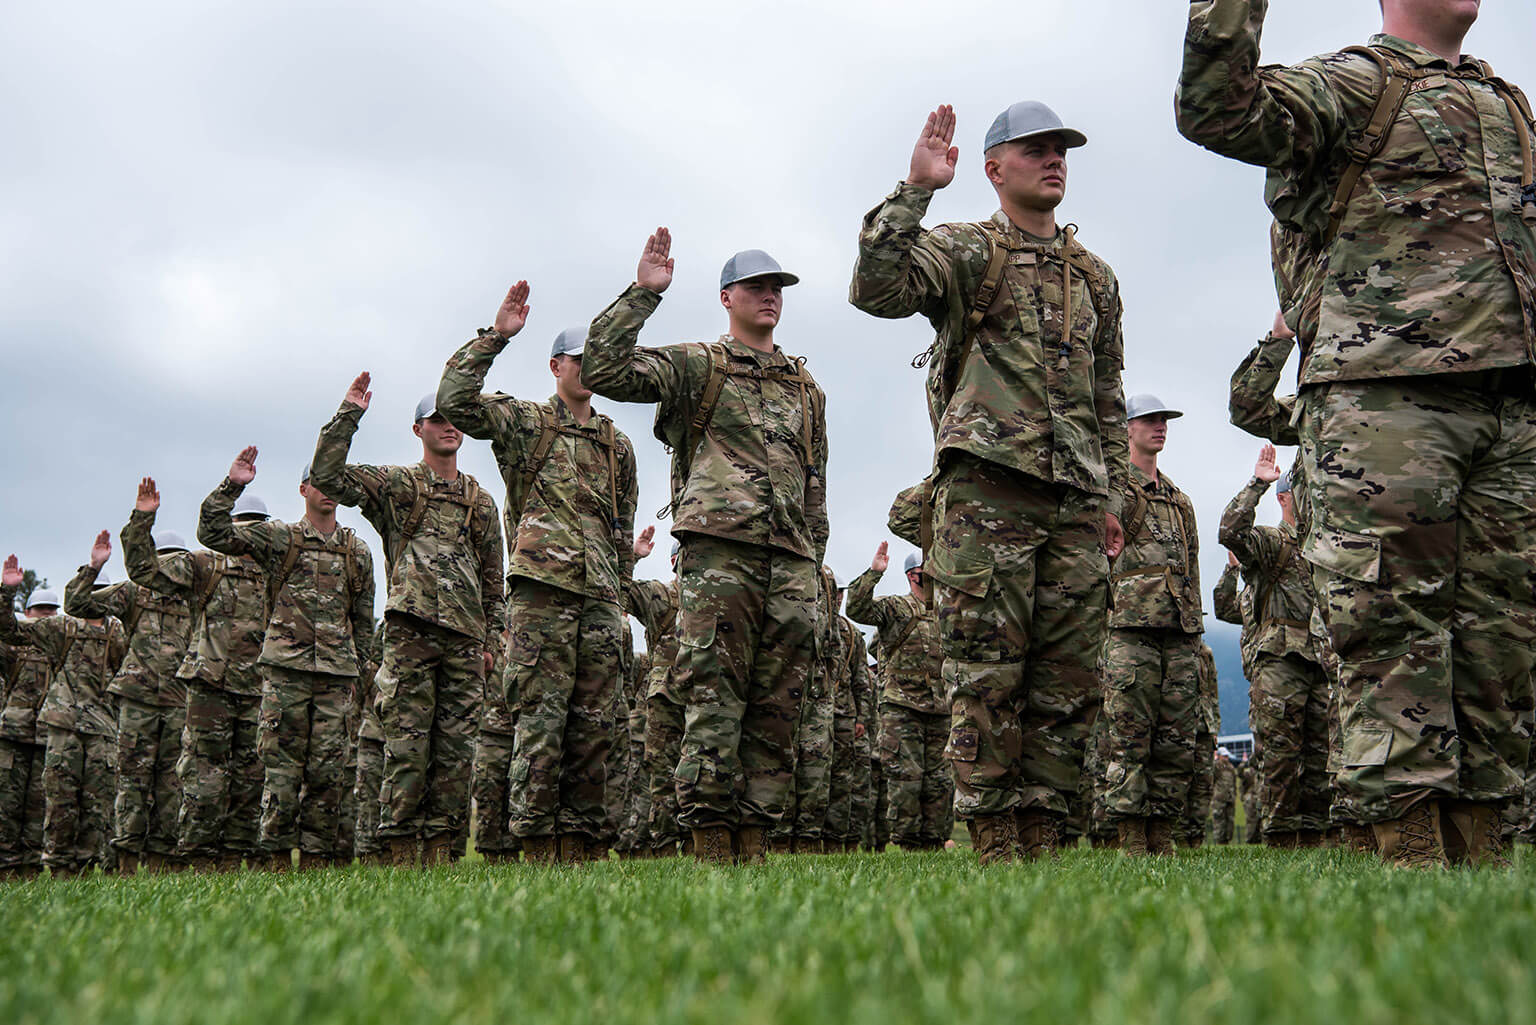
top-left (724, 271), bottom-right (799, 288)
top-left (1009, 127), bottom-right (1089, 149)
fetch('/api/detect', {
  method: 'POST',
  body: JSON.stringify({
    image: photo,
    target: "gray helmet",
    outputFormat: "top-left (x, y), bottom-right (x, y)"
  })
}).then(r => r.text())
top-left (984, 100), bottom-right (1087, 153)
top-left (1217, 747), bottom-right (1232, 759)
top-left (551, 326), bottom-right (588, 359)
top-left (414, 393), bottom-right (439, 423)
top-left (1125, 393), bottom-right (1184, 421)
top-left (153, 529), bottom-right (189, 553)
top-left (1276, 471), bottom-right (1293, 495)
top-left (669, 541), bottom-right (681, 561)
top-left (91, 569), bottom-right (112, 588)
top-left (720, 249), bottom-right (799, 289)
top-left (232, 493), bottom-right (270, 520)
top-left (27, 588), bottom-right (61, 610)
top-left (903, 552), bottom-right (923, 573)
top-left (300, 463), bottom-right (311, 484)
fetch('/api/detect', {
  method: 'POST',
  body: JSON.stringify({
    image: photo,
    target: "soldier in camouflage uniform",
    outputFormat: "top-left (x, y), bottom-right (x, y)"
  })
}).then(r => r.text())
top-left (778, 566), bottom-right (838, 854)
top-left (2, 555), bottom-right (127, 875)
top-left (1220, 447), bottom-right (1331, 848)
top-left (0, 589), bottom-right (61, 877)
top-left (1178, 0), bottom-right (1536, 868)
top-left (122, 486), bottom-right (272, 870)
top-left (826, 584), bottom-right (874, 853)
top-left (199, 447), bottom-right (375, 870)
top-left (1181, 643), bottom-right (1220, 848)
top-left (848, 545), bottom-right (951, 851)
top-left (312, 376), bottom-right (504, 867)
top-left (584, 234), bottom-right (829, 865)
top-left (624, 530), bottom-right (684, 857)
top-left (1102, 394), bottom-right (1203, 856)
top-left (439, 287), bottom-right (638, 866)
top-left (469, 624), bottom-right (518, 862)
top-left (850, 101), bottom-right (1128, 864)
top-left (65, 509), bottom-right (197, 873)
top-left (1212, 748), bottom-right (1238, 845)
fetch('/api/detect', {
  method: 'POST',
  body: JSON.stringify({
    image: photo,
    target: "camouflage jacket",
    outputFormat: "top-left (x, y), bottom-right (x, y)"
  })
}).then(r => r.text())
top-left (1214, 758), bottom-right (1237, 803)
top-left (835, 615), bottom-right (875, 728)
top-left (1212, 562), bottom-right (1259, 677)
top-left (0, 626), bottom-right (54, 743)
top-left (625, 577), bottom-right (679, 703)
top-left (1218, 478), bottom-right (1316, 662)
top-left (1238, 762), bottom-right (1258, 800)
top-left (850, 185), bottom-right (1129, 514)
top-left (122, 508), bottom-right (269, 697)
top-left (483, 624), bottom-right (515, 737)
top-left (357, 621), bottom-right (384, 743)
top-left (439, 333), bottom-right (637, 605)
top-left (64, 550), bottom-right (196, 709)
top-left (1229, 333), bottom-right (1298, 446)
top-left (198, 478), bottom-right (374, 678)
top-left (846, 567), bottom-right (943, 714)
top-left (1198, 642), bottom-right (1220, 735)
top-left (1177, 9), bottom-right (1536, 383)
top-left (312, 401), bottom-right (505, 645)
top-left (583, 287), bottom-right (829, 564)
top-left (0, 593), bottom-right (127, 736)
top-left (1109, 465), bottom-right (1202, 634)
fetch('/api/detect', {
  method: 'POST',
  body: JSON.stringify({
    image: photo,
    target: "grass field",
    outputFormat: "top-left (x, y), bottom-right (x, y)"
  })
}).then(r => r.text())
top-left (2, 845), bottom-right (1533, 1025)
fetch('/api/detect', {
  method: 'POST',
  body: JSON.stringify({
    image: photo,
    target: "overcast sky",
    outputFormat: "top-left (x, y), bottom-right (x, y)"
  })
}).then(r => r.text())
top-left (6, 2), bottom-right (1533, 684)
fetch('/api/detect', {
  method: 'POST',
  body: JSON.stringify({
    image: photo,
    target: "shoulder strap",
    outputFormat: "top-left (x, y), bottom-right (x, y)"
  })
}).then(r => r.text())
top-left (1255, 538), bottom-right (1300, 627)
top-left (341, 528), bottom-right (362, 602)
top-left (461, 474), bottom-right (482, 541)
top-left (390, 466), bottom-right (430, 571)
top-left (600, 418), bottom-right (619, 522)
top-left (1326, 45), bottom-right (1416, 244)
top-left (196, 557), bottom-right (227, 611)
top-left (884, 599), bottom-right (924, 661)
top-left (1120, 487), bottom-right (1150, 546)
top-left (519, 406), bottom-right (560, 512)
top-left (267, 528), bottom-right (303, 612)
top-left (965, 227), bottom-right (1010, 336)
top-left (123, 586), bottom-right (146, 639)
top-left (59, 617), bottom-right (79, 667)
top-left (689, 342), bottom-right (731, 455)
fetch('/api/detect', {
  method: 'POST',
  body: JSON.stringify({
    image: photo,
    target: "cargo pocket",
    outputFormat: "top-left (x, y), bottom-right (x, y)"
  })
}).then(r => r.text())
top-left (673, 756), bottom-right (701, 784)
top-left (944, 721), bottom-right (978, 763)
top-left (927, 542), bottom-right (992, 600)
top-left (503, 632), bottom-right (542, 711)
top-left (1342, 727), bottom-right (1391, 769)
top-left (678, 607), bottom-right (716, 651)
top-left (511, 757), bottom-right (532, 784)
top-left (0, 747), bottom-right (13, 772)
top-left (1303, 521), bottom-right (1382, 585)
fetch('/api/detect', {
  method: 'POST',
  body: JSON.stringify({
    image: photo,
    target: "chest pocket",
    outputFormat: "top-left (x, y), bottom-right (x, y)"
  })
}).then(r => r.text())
top-left (1371, 83), bottom-right (1470, 202)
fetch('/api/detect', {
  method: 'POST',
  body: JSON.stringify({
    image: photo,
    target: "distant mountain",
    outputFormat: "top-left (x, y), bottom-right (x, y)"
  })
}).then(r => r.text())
top-left (1207, 622), bottom-right (1249, 735)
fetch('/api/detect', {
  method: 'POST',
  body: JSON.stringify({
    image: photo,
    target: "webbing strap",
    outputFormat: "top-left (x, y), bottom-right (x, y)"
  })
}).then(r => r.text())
top-left (1327, 46), bottom-right (1415, 244)
top-left (1256, 541), bottom-right (1300, 631)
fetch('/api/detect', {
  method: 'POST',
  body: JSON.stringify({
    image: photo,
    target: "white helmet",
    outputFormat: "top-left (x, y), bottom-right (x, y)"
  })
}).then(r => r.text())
top-left (153, 529), bottom-right (190, 553)
top-left (27, 588), bottom-right (61, 610)
top-left (232, 493), bottom-right (270, 520)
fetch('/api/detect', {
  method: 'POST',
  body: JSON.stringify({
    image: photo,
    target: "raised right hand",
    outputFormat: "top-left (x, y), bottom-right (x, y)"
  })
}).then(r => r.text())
top-left (907, 105), bottom-right (958, 190)
top-left (2, 555), bottom-right (21, 588)
top-left (636, 228), bottom-right (674, 294)
top-left (871, 541), bottom-right (890, 574)
top-left (1254, 444), bottom-right (1281, 484)
top-left (229, 446), bottom-right (258, 486)
top-left (90, 530), bottom-right (112, 569)
top-left (135, 477), bottom-right (160, 514)
top-left (494, 281), bottom-right (531, 338)
top-left (345, 371), bottom-right (372, 410)
top-left (634, 525), bottom-right (656, 559)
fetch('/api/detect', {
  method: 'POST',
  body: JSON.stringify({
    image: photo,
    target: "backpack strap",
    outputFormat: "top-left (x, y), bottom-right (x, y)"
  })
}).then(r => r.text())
top-left (460, 474), bottom-right (482, 542)
top-left (123, 587), bottom-right (146, 640)
top-left (1255, 539), bottom-right (1309, 630)
top-left (690, 342), bottom-right (731, 457)
top-left (600, 418), bottom-right (619, 523)
top-left (883, 599), bottom-right (924, 663)
top-left (1120, 486), bottom-right (1150, 547)
top-left (267, 528), bottom-right (303, 612)
top-left (390, 466), bottom-right (430, 572)
top-left (58, 617), bottom-right (79, 669)
top-left (1326, 45), bottom-right (1417, 244)
top-left (520, 406), bottom-right (560, 514)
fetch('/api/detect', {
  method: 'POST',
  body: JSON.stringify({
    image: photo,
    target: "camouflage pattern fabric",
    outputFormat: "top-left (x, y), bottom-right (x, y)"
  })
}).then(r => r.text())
top-left (470, 729), bottom-right (514, 857)
top-left (1181, 643), bottom-right (1221, 844)
top-left (627, 577), bottom-right (682, 850)
top-left (787, 656), bottom-right (834, 847)
top-left (0, 738), bottom-right (45, 868)
top-left (112, 696), bottom-right (184, 856)
top-left (643, 693), bottom-right (685, 853)
top-left (603, 626), bottom-right (635, 850)
top-left (930, 454), bottom-right (1108, 821)
top-left (504, 578), bottom-right (621, 842)
top-left (1239, 760), bottom-right (1262, 843)
top-left (1211, 758), bottom-right (1237, 844)
top-left (1228, 333), bottom-right (1298, 445)
top-left (352, 735), bottom-right (384, 859)
top-left (670, 535), bottom-right (816, 831)
top-left (1, 637), bottom-right (52, 746)
top-left (1219, 478), bottom-right (1317, 665)
top-left (1250, 653), bottom-right (1332, 835)
top-left (41, 726), bottom-right (116, 872)
top-left (879, 705), bottom-right (952, 847)
top-left (176, 681), bottom-right (262, 858)
top-left (1102, 629), bottom-right (1203, 822)
top-left (620, 650), bottom-right (651, 852)
top-left (0, 606), bottom-right (128, 739)
top-left (256, 665), bottom-right (354, 857)
top-left (1211, 562), bottom-right (1259, 679)
top-left (824, 616), bottom-right (869, 846)
top-left (869, 733), bottom-right (888, 850)
top-left (846, 568), bottom-right (944, 715)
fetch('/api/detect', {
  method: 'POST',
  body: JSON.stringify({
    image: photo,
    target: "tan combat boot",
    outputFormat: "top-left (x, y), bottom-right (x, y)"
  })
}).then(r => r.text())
top-left (218, 853), bottom-right (245, 873)
top-left (735, 826), bottom-right (768, 865)
top-left (1440, 800), bottom-right (1511, 869)
top-left (116, 852), bottom-right (140, 877)
top-left (522, 836), bottom-right (558, 865)
top-left (1372, 801), bottom-right (1448, 869)
top-left (1146, 818), bottom-right (1175, 856)
top-left (691, 826), bottom-right (734, 865)
top-left (386, 836), bottom-right (419, 868)
top-left (769, 837), bottom-right (793, 856)
top-left (1015, 809), bottom-right (1060, 861)
top-left (422, 835), bottom-right (453, 866)
top-left (1341, 823), bottom-right (1378, 854)
top-left (1117, 818), bottom-right (1149, 857)
top-left (1294, 830), bottom-right (1326, 849)
top-left (972, 812), bottom-right (1023, 866)
top-left (558, 834), bottom-right (590, 864)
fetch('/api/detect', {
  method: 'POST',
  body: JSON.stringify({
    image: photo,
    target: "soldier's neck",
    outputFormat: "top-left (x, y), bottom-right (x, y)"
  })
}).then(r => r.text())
top-left (421, 448), bottom-right (458, 482)
top-left (304, 509), bottom-right (338, 534)
top-left (1380, 15), bottom-right (1470, 64)
top-left (1131, 449), bottom-right (1159, 481)
top-left (1001, 200), bottom-right (1057, 240)
top-left (726, 322), bottom-right (775, 354)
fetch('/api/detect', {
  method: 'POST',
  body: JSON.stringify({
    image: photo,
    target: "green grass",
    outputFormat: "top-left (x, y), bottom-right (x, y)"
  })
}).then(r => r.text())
top-left (2, 846), bottom-right (1533, 1025)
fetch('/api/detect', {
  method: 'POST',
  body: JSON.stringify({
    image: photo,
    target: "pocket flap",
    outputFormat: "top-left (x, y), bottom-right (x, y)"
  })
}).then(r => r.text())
top-left (1303, 522), bottom-right (1382, 584)
top-left (928, 543), bottom-right (993, 600)
top-left (1342, 727), bottom-right (1391, 768)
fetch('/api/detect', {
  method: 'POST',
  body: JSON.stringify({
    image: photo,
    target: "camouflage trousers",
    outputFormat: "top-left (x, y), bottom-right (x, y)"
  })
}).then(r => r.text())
top-left (780, 666), bottom-right (835, 846)
top-left (1102, 627), bottom-right (1202, 821)
top-left (1083, 706), bottom-right (1116, 842)
top-left (470, 729), bottom-right (516, 856)
top-left (672, 535), bottom-right (816, 831)
top-left (870, 751), bottom-right (888, 848)
top-left (42, 727), bottom-right (115, 871)
top-left (1211, 793), bottom-right (1236, 844)
top-left (620, 697), bottom-right (650, 851)
top-left (352, 734), bottom-right (384, 858)
top-left (176, 682), bottom-right (263, 858)
top-left (1181, 727), bottom-right (1215, 844)
top-left (603, 688), bottom-right (632, 849)
top-left (1242, 778), bottom-right (1262, 843)
top-left (880, 704), bottom-right (953, 847)
top-left (931, 455), bottom-right (1106, 820)
top-left (1250, 654), bottom-right (1331, 834)
top-left (1299, 374), bottom-right (1536, 821)
top-left (505, 579), bottom-right (621, 841)
top-left (1503, 763), bottom-right (1536, 843)
top-left (0, 738), bottom-right (45, 868)
top-left (256, 666), bottom-right (354, 856)
top-left (644, 692), bottom-right (685, 852)
top-left (375, 613), bottom-right (484, 844)
top-left (825, 711), bottom-right (859, 844)
top-left (112, 697), bottom-right (184, 856)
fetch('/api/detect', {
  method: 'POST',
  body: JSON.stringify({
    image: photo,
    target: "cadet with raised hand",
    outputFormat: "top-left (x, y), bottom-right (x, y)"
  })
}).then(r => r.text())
top-left (120, 477), bottom-right (273, 871)
top-left (850, 101), bottom-right (1128, 864)
top-left (65, 512), bottom-right (198, 874)
top-left (583, 231), bottom-right (829, 865)
top-left (847, 543), bottom-right (950, 853)
top-left (1177, 0), bottom-right (1536, 868)
top-left (2, 554), bottom-right (128, 876)
top-left (437, 284), bottom-right (639, 865)
top-left (1101, 394), bottom-right (1204, 856)
top-left (311, 374), bottom-right (504, 867)
top-left (199, 447), bottom-right (375, 870)
top-left (0, 588), bottom-right (61, 877)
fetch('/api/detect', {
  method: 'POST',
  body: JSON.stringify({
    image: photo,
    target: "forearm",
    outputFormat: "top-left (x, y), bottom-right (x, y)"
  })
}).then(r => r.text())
top-left (310, 403), bottom-right (368, 506)
top-left (845, 568), bottom-right (886, 627)
top-left (438, 332), bottom-right (506, 439)
top-left (198, 478), bottom-right (251, 557)
top-left (582, 286), bottom-right (670, 402)
top-left (1218, 478), bottom-right (1270, 563)
top-left (848, 182), bottom-right (950, 319)
top-left (63, 564), bottom-right (113, 617)
top-left (122, 509), bottom-right (192, 596)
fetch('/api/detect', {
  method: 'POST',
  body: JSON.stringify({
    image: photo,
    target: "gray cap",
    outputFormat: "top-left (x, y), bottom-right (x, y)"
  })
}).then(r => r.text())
top-left (414, 393), bottom-right (438, 423)
top-left (232, 493), bottom-right (270, 520)
top-left (1125, 393), bottom-right (1184, 421)
top-left (27, 588), bottom-right (61, 609)
top-left (300, 463), bottom-right (311, 484)
top-left (903, 552), bottom-right (923, 573)
top-left (719, 250), bottom-right (799, 290)
top-left (551, 327), bottom-right (588, 359)
top-left (1217, 747), bottom-right (1232, 759)
top-left (1277, 471), bottom-right (1293, 495)
top-left (669, 541), bottom-right (681, 560)
top-left (91, 569), bottom-right (112, 588)
top-left (153, 530), bottom-right (189, 553)
top-left (984, 101), bottom-right (1087, 153)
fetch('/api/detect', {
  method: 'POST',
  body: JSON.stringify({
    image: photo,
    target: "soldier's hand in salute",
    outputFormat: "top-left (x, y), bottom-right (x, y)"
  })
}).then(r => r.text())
top-left (344, 372), bottom-right (372, 411)
top-left (1254, 444), bottom-right (1281, 484)
top-left (634, 525), bottom-right (656, 559)
top-left (229, 446), bottom-right (259, 486)
top-left (1227, 549), bottom-right (1239, 567)
top-left (494, 281), bottom-right (531, 338)
top-left (871, 541), bottom-right (890, 573)
top-left (135, 477), bottom-right (160, 514)
top-left (90, 530), bottom-right (112, 569)
top-left (907, 105), bottom-right (959, 190)
top-left (636, 228), bottom-right (674, 293)
top-left (2, 555), bottom-right (22, 588)
top-left (1270, 309), bottom-right (1295, 341)
top-left (1104, 512), bottom-right (1124, 560)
